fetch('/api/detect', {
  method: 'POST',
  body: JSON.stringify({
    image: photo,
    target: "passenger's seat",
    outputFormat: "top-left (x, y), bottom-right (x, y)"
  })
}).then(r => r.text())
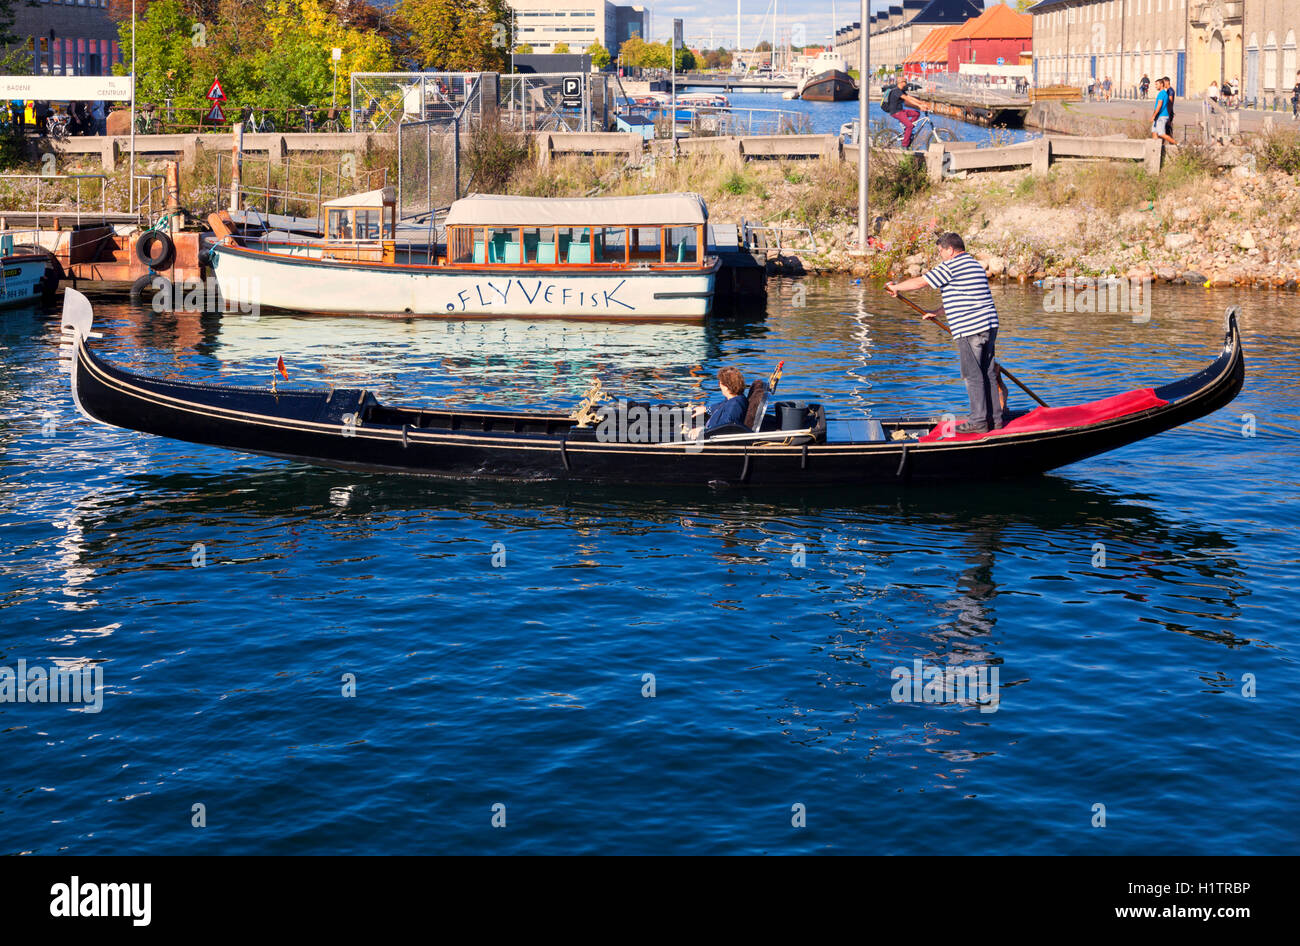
top-left (742, 379), bottom-right (770, 432)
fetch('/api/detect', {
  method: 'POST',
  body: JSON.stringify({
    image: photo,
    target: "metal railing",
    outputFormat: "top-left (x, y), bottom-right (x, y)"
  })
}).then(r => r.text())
top-left (212, 151), bottom-right (387, 225)
top-left (743, 221), bottom-right (817, 252)
top-left (624, 105), bottom-right (813, 137)
top-left (0, 173), bottom-right (110, 229)
top-left (1, 171), bottom-right (175, 228)
top-left (1203, 98), bottom-right (1242, 143)
top-left (922, 74), bottom-right (1030, 104)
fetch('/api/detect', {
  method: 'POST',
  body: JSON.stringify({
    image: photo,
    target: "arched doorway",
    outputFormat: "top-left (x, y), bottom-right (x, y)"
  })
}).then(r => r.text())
top-left (1210, 30), bottom-right (1225, 84)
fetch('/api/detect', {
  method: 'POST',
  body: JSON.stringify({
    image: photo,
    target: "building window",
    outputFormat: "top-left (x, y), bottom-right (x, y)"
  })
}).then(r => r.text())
top-left (1263, 32), bottom-right (1278, 91)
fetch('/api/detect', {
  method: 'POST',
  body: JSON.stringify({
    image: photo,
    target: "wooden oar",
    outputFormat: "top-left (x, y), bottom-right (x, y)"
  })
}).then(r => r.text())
top-left (895, 291), bottom-right (1049, 408)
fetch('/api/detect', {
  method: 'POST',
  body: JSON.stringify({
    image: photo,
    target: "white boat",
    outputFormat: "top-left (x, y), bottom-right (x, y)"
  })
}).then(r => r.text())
top-left (208, 189), bottom-right (720, 320)
top-left (0, 234), bottom-right (55, 307)
top-left (677, 92), bottom-right (729, 108)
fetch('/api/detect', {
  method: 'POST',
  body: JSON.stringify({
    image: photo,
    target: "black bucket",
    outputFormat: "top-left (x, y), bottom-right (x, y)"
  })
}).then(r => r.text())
top-left (776, 401), bottom-right (811, 430)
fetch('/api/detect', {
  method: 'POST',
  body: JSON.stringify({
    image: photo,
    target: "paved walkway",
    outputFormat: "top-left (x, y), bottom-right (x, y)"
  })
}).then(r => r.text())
top-left (1068, 98), bottom-right (1298, 133)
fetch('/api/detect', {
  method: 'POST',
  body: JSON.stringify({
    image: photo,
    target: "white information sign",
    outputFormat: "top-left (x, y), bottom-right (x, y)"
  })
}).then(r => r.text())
top-left (0, 75), bottom-right (134, 101)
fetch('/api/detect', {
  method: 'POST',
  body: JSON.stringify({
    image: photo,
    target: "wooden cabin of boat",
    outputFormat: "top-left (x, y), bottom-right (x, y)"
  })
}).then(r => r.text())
top-left (439, 193), bottom-right (713, 272)
top-left (321, 187), bottom-right (398, 263)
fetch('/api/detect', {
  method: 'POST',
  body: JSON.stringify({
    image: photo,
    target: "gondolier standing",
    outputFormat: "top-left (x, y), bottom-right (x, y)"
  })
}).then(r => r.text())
top-left (885, 233), bottom-right (1003, 433)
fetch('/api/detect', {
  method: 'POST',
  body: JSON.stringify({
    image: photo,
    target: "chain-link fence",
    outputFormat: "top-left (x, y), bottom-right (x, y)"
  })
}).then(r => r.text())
top-left (397, 117), bottom-right (460, 221)
top-left (350, 72), bottom-right (490, 132)
top-left (498, 73), bottom-right (621, 132)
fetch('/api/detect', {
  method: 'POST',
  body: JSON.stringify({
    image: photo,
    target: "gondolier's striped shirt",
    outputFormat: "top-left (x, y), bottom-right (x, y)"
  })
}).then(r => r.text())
top-left (922, 252), bottom-right (999, 338)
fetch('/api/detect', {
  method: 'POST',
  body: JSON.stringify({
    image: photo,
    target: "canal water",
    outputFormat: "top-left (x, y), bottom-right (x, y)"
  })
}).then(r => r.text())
top-left (1, 281), bottom-right (1294, 854)
top-left (700, 89), bottom-right (1035, 143)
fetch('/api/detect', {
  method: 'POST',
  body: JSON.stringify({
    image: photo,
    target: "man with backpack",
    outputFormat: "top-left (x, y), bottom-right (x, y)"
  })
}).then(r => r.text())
top-left (881, 75), bottom-right (923, 148)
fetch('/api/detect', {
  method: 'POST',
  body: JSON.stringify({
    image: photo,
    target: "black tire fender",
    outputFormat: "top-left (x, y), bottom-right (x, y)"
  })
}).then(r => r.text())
top-left (135, 229), bottom-right (175, 270)
top-left (131, 272), bottom-right (174, 311)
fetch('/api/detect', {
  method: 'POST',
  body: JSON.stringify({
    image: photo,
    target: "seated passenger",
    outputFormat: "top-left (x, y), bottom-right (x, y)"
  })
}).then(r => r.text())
top-left (685, 367), bottom-right (748, 439)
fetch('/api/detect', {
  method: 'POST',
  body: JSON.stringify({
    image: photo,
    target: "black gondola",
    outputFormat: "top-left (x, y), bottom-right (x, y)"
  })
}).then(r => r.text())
top-left (60, 291), bottom-right (1245, 486)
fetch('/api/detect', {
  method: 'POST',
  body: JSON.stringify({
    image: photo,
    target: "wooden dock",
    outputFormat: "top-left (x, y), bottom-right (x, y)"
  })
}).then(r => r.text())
top-left (908, 91), bottom-right (1029, 128)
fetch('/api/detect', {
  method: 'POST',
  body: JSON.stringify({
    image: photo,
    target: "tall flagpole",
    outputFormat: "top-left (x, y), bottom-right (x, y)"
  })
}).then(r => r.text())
top-left (856, 0), bottom-right (868, 248)
top-left (129, 0), bottom-right (136, 219)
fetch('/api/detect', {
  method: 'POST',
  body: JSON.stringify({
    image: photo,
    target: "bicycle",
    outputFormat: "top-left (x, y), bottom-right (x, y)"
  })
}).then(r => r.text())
top-left (320, 107), bottom-right (343, 133)
top-left (135, 105), bottom-right (160, 135)
top-left (870, 112), bottom-right (959, 151)
top-left (46, 112), bottom-right (71, 141)
top-left (240, 107), bottom-right (276, 133)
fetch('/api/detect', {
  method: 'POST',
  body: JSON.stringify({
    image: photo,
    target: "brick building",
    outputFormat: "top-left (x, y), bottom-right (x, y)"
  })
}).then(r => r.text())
top-left (13, 0), bottom-right (122, 76)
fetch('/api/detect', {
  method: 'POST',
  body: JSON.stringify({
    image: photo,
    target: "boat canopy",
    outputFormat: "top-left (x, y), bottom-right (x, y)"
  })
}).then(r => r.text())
top-left (323, 187), bottom-right (396, 209)
top-left (445, 193), bottom-right (708, 228)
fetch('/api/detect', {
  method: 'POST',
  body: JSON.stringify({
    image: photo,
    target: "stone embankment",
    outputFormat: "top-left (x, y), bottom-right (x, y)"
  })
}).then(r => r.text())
top-left (796, 141), bottom-right (1300, 288)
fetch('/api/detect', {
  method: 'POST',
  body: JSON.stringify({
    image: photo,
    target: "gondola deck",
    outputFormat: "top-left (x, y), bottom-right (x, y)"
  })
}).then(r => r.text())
top-left (60, 291), bottom-right (1245, 486)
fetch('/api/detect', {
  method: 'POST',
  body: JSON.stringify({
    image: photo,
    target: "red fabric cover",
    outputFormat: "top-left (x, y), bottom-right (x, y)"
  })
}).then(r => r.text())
top-left (918, 387), bottom-right (1169, 443)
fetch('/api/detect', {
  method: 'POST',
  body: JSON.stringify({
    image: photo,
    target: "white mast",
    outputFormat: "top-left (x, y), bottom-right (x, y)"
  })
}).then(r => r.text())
top-left (772, 0), bottom-right (777, 71)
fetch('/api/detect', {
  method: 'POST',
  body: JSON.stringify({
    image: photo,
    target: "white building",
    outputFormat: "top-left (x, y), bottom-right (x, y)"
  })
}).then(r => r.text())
top-left (510, 1), bottom-right (646, 58)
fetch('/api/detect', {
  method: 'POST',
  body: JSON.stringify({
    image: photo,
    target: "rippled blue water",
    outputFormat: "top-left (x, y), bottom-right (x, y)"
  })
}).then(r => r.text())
top-left (698, 89), bottom-right (1032, 143)
top-left (1, 282), bottom-right (1295, 854)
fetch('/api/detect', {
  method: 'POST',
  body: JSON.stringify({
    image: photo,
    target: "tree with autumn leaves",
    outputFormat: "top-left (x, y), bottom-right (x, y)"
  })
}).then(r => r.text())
top-left (113, 0), bottom-right (397, 119)
top-left (392, 0), bottom-right (514, 72)
top-left (112, 0), bottom-right (525, 121)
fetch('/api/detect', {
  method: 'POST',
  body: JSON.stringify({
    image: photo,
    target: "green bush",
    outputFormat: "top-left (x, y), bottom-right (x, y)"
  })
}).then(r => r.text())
top-left (463, 120), bottom-right (529, 193)
top-left (868, 151), bottom-right (929, 210)
top-left (1160, 141), bottom-right (1217, 190)
top-left (723, 171), bottom-right (751, 195)
top-left (0, 131), bottom-right (27, 172)
top-left (1258, 128), bottom-right (1300, 174)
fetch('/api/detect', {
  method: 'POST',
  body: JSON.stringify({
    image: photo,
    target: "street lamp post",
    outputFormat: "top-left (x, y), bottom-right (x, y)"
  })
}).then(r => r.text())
top-left (332, 47), bottom-right (342, 110)
top-left (130, 0), bottom-right (135, 218)
top-left (856, 0), bottom-right (869, 249)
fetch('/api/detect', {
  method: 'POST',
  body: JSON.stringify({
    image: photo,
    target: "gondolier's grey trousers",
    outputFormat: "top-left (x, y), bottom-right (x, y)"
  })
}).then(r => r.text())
top-left (957, 328), bottom-right (1000, 429)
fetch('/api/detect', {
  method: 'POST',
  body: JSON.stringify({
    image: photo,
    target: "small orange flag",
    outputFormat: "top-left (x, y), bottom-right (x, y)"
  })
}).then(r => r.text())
top-left (276, 355), bottom-right (288, 381)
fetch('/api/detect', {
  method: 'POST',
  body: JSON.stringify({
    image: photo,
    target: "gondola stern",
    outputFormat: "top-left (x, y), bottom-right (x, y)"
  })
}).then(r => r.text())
top-left (1224, 305), bottom-right (1242, 356)
top-left (59, 288), bottom-right (117, 429)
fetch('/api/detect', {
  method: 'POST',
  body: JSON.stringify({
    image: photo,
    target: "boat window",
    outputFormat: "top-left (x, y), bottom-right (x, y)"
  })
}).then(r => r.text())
top-left (449, 226), bottom-right (476, 264)
top-left (479, 226), bottom-right (520, 264)
top-left (630, 227), bottom-right (659, 262)
top-left (519, 227), bottom-right (539, 263)
top-left (596, 227), bottom-right (627, 263)
top-left (355, 209), bottom-right (381, 241)
top-left (327, 209), bottom-right (348, 240)
top-left (663, 226), bottom-right (697, 264)
top-left (560, 227), bottom-right (592, 264)
top-left (530, 226), bottom-right (558, 264)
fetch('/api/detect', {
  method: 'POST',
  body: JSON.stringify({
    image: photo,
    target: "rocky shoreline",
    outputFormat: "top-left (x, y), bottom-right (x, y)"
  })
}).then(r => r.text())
top-left (783, 140), bottom-right (1300, 290)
